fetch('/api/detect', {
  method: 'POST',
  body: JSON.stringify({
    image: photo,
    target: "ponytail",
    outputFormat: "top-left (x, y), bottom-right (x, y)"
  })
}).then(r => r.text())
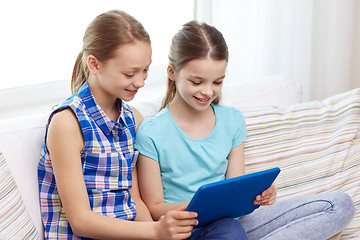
top-left (160, 77), bottom-right (176, 110)
top-left (71, 51), bottom-right (88, 94)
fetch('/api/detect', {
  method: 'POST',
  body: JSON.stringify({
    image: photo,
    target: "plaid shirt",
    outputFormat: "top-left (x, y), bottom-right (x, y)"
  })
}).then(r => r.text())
top-left (38, 82), bottom-right (138, 239)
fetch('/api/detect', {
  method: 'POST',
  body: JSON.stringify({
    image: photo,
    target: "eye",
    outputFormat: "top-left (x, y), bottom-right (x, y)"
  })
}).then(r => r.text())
top-left (190, 81), bottom-right (201, 85)
top-left (214, 81), bottom-right (223, 85)
top-left (124, 73), bottom-right (135, 78)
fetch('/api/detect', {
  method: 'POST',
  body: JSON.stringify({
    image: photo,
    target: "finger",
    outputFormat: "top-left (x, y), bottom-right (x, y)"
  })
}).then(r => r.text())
top-left (176, 205), bottom-right (198, 218)
top-left (168, 209), bottom-right (198, 220)
top-left (177, 206), bottom-right (187, 211)
top-left (167, 225), bottom-right (194, 239)
top-left (255, 193), bottom-right (270, 203)
top-left (262, 184), bottom-right (276, 197)
top-left (256, 193), bottom-right (277, 205)
top-left (254, 195), bottom-right (271, 205)
top-left (177, 225), bottom-right (195, 233)
top-left (175, 232), bottom-right (193, 240)
top-left (176, 218), bottom-right (199, 227)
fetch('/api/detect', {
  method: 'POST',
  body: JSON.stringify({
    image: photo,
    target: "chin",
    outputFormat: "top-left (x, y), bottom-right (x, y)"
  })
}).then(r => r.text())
top-left (122, 96), bottom-right (136, 102)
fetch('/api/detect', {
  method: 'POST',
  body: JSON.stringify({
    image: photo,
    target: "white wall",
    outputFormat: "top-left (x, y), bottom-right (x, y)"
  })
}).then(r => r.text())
top-left (195, 0), bottom-right (360, 101)
top-left (352, 0), bottom-right (360, 90)
top-left (310, 0), bottom-right (358, 100)
top-left (0, 65), bottom-right (168, 120)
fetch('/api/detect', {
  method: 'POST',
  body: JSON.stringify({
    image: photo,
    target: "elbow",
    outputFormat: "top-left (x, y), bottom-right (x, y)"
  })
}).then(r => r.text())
top-left (67, 212), bottom-right (93, 238)
top-left (148, 204), bottom-right (163, 221)
top-left (69, 219), bottom-right (87, 237)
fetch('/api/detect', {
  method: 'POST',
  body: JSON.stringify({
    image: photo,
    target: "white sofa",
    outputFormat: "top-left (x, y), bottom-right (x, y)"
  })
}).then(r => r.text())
top-left (0, 76), bottom-right (359, 239)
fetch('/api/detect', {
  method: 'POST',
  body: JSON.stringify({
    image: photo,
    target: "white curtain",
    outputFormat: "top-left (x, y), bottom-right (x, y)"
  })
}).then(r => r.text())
top-left (195, 0), bottom-right (360, 101)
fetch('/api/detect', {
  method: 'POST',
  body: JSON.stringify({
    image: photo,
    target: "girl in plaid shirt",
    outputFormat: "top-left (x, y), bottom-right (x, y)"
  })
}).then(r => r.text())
top-left (38, 10), bottom-right (198, 239)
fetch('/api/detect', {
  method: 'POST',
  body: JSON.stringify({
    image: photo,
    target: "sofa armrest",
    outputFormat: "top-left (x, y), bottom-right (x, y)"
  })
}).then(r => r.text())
top-left (0, 113), bottom-right (49, 238)
top-left (241, 88), bottom-right (360, 238)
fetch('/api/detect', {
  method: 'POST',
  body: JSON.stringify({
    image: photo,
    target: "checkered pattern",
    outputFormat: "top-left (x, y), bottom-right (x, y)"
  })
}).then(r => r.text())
top-left (38, 82), bottom-right (138, 239)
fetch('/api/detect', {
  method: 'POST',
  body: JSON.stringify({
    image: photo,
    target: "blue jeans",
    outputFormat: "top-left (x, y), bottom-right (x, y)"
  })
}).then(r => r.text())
top-left (239, 192), bottom-right (355, 240)
top-left (187, 218), bottom-right (248, 240)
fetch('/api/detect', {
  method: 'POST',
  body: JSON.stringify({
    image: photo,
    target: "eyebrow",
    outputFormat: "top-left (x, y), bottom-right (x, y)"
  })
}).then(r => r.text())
top-left (189, 74), bottom-right (226, 81)
top-left (126, 62), bottom-right (152, 71)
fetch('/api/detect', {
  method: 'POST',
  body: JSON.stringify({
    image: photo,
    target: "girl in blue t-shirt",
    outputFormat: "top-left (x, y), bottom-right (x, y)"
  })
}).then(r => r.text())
top-left (135, 20), bottom-right (355, 240)
top-left (38, 10), bottom-right (199, 240)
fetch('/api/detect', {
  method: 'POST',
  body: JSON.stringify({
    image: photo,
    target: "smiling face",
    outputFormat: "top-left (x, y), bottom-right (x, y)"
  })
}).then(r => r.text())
top-left (90, 40), bottom-right (152, 102)
top-left (169, 57), bottom-right (227, 112)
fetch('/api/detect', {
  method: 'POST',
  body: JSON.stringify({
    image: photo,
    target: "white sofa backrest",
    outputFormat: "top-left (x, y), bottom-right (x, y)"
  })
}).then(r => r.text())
top-left (130, 75), bottom-right (302, 119)
top-left (0, 75), bottom-right (302, 238)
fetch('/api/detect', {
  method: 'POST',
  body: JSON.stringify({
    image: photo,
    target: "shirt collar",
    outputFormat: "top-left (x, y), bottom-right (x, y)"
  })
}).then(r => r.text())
top-left (78, 82), bottom-right (126, 135)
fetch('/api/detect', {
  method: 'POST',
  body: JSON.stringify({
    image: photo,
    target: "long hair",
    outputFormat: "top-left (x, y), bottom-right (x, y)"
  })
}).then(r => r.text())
top-left (160, 20), bottom-right (228, 110)
top-left (71, 10), bottom-right (150, 94)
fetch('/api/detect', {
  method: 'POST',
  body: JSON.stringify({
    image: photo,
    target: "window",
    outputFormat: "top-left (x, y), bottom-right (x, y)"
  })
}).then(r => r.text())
top-left (0, 0), bottom-right (194, 90)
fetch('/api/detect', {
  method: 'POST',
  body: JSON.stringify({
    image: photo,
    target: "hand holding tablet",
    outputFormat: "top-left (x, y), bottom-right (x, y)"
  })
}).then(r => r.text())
top-left (185, 167), bottom-right (281, 228)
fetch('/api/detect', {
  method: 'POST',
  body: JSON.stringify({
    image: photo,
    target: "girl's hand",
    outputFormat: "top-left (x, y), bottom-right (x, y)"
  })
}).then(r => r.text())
top-left (253, 183), bottom-right (277, 206)
top-left (156, 207), bottom-right (198, 240)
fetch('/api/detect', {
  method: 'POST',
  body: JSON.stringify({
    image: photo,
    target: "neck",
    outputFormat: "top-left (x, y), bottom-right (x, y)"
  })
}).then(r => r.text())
top-left (168, 95), bottom-right (213, 122)
top-left (168, 96), bottom-right (216, 139)
top-left (87, 77), bottom-right (119, 121)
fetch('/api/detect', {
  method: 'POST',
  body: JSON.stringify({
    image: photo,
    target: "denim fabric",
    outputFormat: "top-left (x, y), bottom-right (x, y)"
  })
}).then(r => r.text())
top-left (239, 192), bottom-right (355, 240)
top-left (188, 218), bottom-right (248, 240)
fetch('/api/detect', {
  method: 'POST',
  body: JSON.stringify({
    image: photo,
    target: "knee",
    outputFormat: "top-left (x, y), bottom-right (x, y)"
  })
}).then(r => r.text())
top-left (328, 192), bottom-right (355, 225)
top-left (336, 192), bottom-right (355, 220)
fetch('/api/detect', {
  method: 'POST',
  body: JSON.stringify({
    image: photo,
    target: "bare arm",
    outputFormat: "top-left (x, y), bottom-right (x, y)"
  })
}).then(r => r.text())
top-left (129, 166), bottom-right (153, 221)
top-left (137, 154), bottom-right (190, 220)
top-left (128, 106), bottom-right (153, 221)
top-left (226, 142), bottom-right (277, 205)
top-left (130, 106), bottom-right (144, 130)
top-left (47, 109), bottom-right (196, 239)
top-left (226, 142), bottom-right (246, 179)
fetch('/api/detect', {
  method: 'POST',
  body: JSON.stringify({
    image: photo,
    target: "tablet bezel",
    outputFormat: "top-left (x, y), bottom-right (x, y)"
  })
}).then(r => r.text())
top-left (185, 167), bottom-right (281, 228)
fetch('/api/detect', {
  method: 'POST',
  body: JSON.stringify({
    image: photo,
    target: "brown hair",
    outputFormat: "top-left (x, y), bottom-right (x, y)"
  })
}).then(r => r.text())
top-left (71, 10), bottom-right (150, 94)
top-left (160, 20), bottom-right (229, 109)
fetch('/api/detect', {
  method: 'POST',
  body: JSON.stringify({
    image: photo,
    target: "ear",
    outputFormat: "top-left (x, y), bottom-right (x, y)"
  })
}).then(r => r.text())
top-left (87, 55), bottom-right (101, 75)
top-left (167, 65), bottom-right (176, 81)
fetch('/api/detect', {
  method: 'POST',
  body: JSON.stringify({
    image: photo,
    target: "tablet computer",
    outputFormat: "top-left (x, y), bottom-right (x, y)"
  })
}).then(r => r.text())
top-left (185, 167), bottom-right (281, 228)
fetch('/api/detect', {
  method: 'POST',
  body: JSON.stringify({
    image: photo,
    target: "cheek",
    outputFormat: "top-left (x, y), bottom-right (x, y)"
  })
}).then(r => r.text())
top-left (105, 73), bottom-right (127, 88)
top-left (182, 84), bottom-right (198, 97)
top-left (215, 85), bottom-right (222, 94)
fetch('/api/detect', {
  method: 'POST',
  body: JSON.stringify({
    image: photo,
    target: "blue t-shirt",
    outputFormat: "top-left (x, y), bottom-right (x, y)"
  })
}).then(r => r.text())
top-left (135, 104), bottom-right (247, 203)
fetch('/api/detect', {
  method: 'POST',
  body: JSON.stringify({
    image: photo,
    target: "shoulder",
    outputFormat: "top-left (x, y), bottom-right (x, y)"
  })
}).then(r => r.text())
top-left (136, 108), bottom-right (169, 136)
top-left (129, 106), bottom-right (144, 130)
top-left (214, 104), bottom-right (245, 120)
top-left (47, 108), bottom-right (84, 151)
top-left (214, 105), bottom-right (246, 134)
top-left (49, 108), bottom-right (80, 130)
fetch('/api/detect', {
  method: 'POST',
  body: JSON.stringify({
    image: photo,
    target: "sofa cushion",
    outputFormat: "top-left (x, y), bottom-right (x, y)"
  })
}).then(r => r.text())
top-left (0, 113), bottom-right (49, 238)
top-left (241, 88), bottom-right (360, 238)
top-left (0, 151), bottom-right (41, 239)
top-left (220, 75), bottom-right (302, 108)
top-left (130, 75), bottom-right (302, 119)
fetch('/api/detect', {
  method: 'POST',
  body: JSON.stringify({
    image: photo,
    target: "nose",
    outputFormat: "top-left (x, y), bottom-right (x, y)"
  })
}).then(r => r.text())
top-left (133, 74), bottom-right (146, 88)
top-left (201, 84), bottom-right (213, 96)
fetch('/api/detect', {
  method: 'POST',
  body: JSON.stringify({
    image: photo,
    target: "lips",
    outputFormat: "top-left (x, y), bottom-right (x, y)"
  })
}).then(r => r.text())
top-left (194, 96), bottom-right (211, 103)
top-left (126, 89), bottom-right (138, 95)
